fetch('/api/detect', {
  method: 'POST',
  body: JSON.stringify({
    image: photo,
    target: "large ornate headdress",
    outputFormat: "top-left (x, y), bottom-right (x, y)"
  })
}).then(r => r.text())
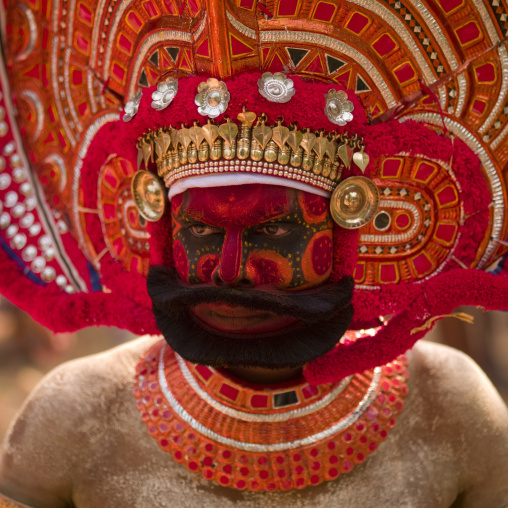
top-left (1, 0), bottom-right (508, 382)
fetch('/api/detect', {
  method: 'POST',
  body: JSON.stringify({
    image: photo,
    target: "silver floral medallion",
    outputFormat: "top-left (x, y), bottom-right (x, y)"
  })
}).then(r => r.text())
top-left (324, 89), bottom-right (354, 126)
top-left (151, 78), bottom-right (178, 111)
top-left (195, 78), bottom-right (230, 118)
top-left (258, 72), bottom-right (295, 103)
top-left (123, 91), bottom-right (142, 122)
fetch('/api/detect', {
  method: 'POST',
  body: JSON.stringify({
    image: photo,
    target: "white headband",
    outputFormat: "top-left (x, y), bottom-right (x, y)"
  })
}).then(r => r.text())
top-left (167, 173), bottom-right (331, 200)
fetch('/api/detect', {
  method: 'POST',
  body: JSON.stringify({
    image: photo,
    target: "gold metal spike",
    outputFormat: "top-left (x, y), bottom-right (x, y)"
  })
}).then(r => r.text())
top-left (353, 146), bottom-right (370, 174)
top-left (131, 170), bottom-right (166, 222)
top-left (252, 114), bottom-right (272, 149)
top-left (141, 140), bottom-right (152, 169)
top-left (313, 132), bottom-right (328, 160)
top-left (178, 125), bottom-right (191, 151)
top-left (218, 118), bottom-right (239, 147)
top-left (202, 120), bottom-right (220, 146)
top-left (287, 128), bottom-right (303, 153)
top-left (154, 131), bottom-right (171, 159)
top-left (189, 122), bottom-right (205, 149)
top-left (170, 126), bottom-right (179, 150)
top-left (330, 176), bottom-right (380, 229)
top-left (237, 108), bottom-right (257, 127)
top-left (326, 137), bottom-right (337, 161)
top-left (301, 129), bottom-right (317, 154)
top-left (337, 143), bottom-right (354, 169)
top-left (272, 120), bottom-right (290, 150)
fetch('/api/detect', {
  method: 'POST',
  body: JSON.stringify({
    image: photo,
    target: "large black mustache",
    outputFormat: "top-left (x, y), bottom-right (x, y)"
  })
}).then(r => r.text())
top-left (147, 265), bottom-right (355, 369)
top-left (147, 265), bottom-right (354, 324)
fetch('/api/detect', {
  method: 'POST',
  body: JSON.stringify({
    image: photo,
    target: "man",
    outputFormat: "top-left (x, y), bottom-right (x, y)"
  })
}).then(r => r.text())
top-left (1, 1), bottom-right (508, 506)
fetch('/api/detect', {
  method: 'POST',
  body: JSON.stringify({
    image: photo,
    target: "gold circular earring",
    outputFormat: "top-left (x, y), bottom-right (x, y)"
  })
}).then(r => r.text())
top-left (131, 170), bottom-right (166, 222)
top-left (330, 176), bottom-right (380, 229)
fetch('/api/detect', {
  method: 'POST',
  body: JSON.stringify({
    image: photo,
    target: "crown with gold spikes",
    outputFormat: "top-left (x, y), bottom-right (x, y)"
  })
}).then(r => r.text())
top-left (136, 109), bottom-right (370, 194)
top-left (130, 76), bottom-right (380, 229)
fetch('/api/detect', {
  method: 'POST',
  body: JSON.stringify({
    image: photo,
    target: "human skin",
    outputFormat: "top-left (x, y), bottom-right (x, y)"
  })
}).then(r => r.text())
top-left (172, 185), bottom-right (333, 341)
top-left (0, 338), bottom-right (508, 507)
top-left (1, 185), bottom-right (508, 506)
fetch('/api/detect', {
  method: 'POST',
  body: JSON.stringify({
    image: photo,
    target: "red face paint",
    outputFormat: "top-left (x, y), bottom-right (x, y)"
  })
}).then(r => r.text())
top-left (171, 184), bottom-right (333, 333)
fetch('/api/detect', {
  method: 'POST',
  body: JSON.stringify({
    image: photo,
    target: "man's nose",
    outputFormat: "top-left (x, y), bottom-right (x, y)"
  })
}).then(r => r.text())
top-left (212, 228), bottom-right (253, 287)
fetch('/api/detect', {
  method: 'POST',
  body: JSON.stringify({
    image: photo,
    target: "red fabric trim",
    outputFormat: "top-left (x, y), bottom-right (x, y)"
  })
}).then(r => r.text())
top-left (305, 269), bottom-right (508, 383)
top-left (0, 246), bottom-right (158, 334)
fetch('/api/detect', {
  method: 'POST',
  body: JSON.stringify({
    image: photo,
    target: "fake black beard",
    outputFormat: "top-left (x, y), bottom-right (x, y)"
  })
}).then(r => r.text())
top-left (147, 265), bottom-right (354, 370)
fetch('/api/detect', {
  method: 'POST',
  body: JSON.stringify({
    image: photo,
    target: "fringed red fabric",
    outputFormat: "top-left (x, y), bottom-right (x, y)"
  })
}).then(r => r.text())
top-left (0, 247), bottom-right (158, 334)
top-left (305, 269), bottom-right (508, 383)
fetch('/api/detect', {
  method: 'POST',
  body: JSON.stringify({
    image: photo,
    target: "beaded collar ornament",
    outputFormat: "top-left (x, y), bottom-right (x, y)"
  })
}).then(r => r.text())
top-left (135, 338), bottom-right (408, 492)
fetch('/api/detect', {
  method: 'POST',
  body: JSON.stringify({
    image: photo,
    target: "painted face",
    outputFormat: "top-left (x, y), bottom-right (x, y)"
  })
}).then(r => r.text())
top-left (171, 184), bottom-right (333, 289)
top-left (171, 184), bottom-right (334, 335)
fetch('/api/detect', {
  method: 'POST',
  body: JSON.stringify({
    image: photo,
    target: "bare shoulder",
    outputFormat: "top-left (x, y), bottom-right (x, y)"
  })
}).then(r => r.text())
top-left (409, 340), bottom-right (508, 416)
top-left (408, 340), bottom-right (508, 507)
top-left (0, 335), bottom-right (160, 508)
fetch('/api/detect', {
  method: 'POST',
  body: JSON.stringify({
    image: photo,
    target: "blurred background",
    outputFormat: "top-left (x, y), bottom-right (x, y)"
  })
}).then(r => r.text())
top-left (0, 296), bottom-right (507, 443)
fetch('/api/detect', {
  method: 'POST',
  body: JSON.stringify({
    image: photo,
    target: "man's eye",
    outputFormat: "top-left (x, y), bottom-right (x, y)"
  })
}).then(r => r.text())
top-left (189, 224), bottom-right (222, 236)
top-left (256, 224), bottom-right (291, 237)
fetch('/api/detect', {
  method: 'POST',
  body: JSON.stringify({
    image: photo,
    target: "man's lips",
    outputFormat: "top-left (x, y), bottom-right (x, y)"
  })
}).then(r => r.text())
top-left (191, 303), bottom-right (299, 334)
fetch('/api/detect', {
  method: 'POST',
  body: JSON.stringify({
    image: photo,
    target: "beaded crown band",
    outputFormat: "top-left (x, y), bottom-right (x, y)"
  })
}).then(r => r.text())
top-left (136, 110), bottom-right (370, 194)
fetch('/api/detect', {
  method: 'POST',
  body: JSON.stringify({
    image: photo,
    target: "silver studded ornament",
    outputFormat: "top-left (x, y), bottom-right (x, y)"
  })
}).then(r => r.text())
top-left (151, 78), bottom-right (178, 111)
top-left (123, 91), bottom-right (142, 122)
top-left (258, 72), bottom-right (296, 103)
top-left (324, 89), bottom-right (354, 126)
top-left (195, 78), bottom-right (230, 118)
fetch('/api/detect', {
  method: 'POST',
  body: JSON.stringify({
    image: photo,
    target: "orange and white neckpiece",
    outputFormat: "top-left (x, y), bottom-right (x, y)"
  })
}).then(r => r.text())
top-left (135, 341), bottom-right (408, 492)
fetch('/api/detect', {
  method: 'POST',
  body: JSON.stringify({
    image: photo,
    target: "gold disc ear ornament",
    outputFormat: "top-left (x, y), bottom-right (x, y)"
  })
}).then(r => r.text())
top-left (131, 170), bottom-right (166, 222)
top-left (330, 176), bottom-right (380, 229)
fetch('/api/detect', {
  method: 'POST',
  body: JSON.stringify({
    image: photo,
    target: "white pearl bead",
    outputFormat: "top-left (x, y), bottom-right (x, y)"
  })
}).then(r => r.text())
top-left (43, 247), bottom-right (55, 261)
top-left (0, 212), bottom-right (10, 229)
top-left (0, 122), bottom-right (9, 137)
top-left (28, 223), bottom-right (41, 236)
top-left (19, 182), bottom-right (32, 196)
top-left (31, 256), bottom-right (46, 273)
top-left (25, 197), bottom-right (36, 211)
top-left (38, 235), bottom-right (52, 250)
top-left (12, 168), bottom-right (27, 183)
top-left (12, 233), bottom-right (27, 250)
top-left (22, 245), bottom-right (37, 262)
top-left (41, 267), bottom-right (56, 283)
top-left (20, 213), bottom-right (34, 228)
top-left (4, 191), bottom-right (18, 208)
top-left (11, 203), bottom-right (25, 218)
top-left (0, 173), bottom-right (11, 190)
top-left (2, 141), bottom-right (15, 156)
top-left (6, 224), bottom-right (18, 238)
top-left (56, 275), bottom-right (67, 287)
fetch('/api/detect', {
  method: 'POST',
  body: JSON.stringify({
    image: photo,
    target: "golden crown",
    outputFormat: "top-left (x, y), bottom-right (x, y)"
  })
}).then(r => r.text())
top-left (136, 109), bottom-right (370, 194)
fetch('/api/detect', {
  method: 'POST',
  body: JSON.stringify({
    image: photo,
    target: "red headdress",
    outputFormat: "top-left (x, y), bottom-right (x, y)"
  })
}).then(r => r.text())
top-left (1, 0), bottom-right (508, 382)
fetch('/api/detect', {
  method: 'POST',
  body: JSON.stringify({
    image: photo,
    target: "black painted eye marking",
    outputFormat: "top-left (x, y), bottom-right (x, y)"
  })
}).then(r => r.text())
top-left (255, 224), bottom-right (292, 237)
top-left (189, 224), bottom-right (223, 237)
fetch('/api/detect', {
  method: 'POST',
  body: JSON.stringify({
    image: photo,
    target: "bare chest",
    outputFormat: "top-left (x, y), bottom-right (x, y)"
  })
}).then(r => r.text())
top-left (71, 433), bottom-right (459, 508)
